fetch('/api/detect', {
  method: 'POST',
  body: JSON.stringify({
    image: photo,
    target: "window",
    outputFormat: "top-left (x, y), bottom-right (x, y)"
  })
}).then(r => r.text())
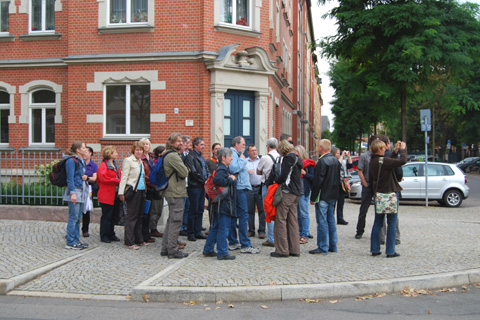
top-left (30, 0), bottom-right (55, 32)
top-left (109, 0), bottom-right (148, 24)
top-left (0, 90), bottom-right (9, 143)
top-left (220, 0), bottom-right (251, 28)
top-left (30, 89), bottom-right (55, 145)
top-left (105, 84), bottom-right (150, 136)
top-left (0, 1), bottom-right (9, 33)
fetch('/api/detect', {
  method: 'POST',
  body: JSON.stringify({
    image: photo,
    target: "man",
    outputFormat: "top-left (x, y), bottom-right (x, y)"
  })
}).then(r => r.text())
top-left (256, 137), bottom-right (280, 247)
top-left (377, 135), bottom-right (402, 245)
top-left (184, 137), bottom-right (208, 242)
top-left (228, 136), bottom-right (260, 254)
top-left (179, 135), bottom-right (191, 236)
top-left (280, 133), bottom-right (293, 145)
top-left (355, 135), bottom-right (377, 239)
top-left (309, 139), bottom-right (341, 255)
top-left (246, 144), bottom-right (265, 239)
top-left (160, 133), bottom-right (189, 259)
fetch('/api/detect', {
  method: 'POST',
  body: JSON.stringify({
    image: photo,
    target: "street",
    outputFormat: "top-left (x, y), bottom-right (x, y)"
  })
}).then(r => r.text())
top-left (1, 285), bottom-right (479, 320)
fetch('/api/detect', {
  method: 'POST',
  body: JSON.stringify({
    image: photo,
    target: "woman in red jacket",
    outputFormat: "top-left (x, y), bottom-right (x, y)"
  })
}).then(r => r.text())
top-left (96, 146), bottom-right (122, 243)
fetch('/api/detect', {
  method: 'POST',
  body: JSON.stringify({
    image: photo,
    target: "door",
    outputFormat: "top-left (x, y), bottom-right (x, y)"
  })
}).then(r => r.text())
top-left (400, 163), bottom-right (423, 199)
top-left (223, 90), bottom-right (255, 153)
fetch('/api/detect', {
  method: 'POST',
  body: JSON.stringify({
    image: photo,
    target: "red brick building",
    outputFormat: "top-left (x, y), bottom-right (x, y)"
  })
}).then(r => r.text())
top-left (0, 0), bottom-right (318, 155)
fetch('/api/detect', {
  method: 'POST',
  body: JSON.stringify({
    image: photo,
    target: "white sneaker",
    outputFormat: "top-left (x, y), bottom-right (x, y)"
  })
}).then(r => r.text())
top-left (240, 246), bottom-right (260, 254)
top-left (228, 243), bottom-right (241, 251)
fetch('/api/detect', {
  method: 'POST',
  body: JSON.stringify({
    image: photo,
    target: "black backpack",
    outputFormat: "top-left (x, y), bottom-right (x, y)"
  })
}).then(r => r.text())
top-left (49, 156), bottom-right (79, 187)
top-left (265, 154), bottom-right (281, 187)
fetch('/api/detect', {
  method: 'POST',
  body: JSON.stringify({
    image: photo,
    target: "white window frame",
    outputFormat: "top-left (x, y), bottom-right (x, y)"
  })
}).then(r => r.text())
top-left (29, 89), bottom-right (56, 146)
top-left (0, 1), bottom-right (15, 35)
top-left (103, 83), bottom-right (151, 138)
top-left (107, 0), bottom-right (149, 26)
top-left (29, 0), bottom-right (55, 33)
top-left (219, 0), bottom-right (252, 30)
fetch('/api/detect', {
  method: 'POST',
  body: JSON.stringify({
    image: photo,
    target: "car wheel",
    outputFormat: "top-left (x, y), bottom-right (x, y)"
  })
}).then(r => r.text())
top-left (442, 189), bottom-right (463, 207)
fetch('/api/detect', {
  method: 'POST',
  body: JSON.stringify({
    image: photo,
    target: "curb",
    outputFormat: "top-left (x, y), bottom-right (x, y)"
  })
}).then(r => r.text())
top-left (131, 268), bottom-right (480, 303)
top-left (0, 248), bottom-right (100, 295)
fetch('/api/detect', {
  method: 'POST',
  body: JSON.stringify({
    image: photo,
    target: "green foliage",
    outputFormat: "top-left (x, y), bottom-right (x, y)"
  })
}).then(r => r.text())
top-left (33, 160), bottom-right (58, 186)
top-left (0, 180), bottom-right (65, 206)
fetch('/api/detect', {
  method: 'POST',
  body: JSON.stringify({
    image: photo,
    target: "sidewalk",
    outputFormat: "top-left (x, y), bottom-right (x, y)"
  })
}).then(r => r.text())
top-left (1, 201), bottom-right (479, 302)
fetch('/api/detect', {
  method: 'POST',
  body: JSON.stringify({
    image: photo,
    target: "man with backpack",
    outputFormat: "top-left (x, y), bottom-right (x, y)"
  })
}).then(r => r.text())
top-left (160, 133), bottom-right (190, 259)
top-left (256, 137), bottom-right (280, 247)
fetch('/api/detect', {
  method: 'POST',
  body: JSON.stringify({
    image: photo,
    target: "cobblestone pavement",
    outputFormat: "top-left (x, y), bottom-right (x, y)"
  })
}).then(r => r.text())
top-left (1, 200), bottom-right (479, 300)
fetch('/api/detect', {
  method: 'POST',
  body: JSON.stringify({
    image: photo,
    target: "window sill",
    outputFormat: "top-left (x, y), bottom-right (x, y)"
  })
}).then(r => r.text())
top-left (98, 25), bottom-right (154, 34)
top-left (0, 146), bottom-right (15, 152)
top-left (100, 136), bottom-right (150, 141)
top-left (20, 33), bottom-right (61, 41)
top-left (0, 34), bottom-right (14, 42)
top-left (214, 25), bottom-right (261, 38)
top-left (19, 146), bottom-right (62, 152)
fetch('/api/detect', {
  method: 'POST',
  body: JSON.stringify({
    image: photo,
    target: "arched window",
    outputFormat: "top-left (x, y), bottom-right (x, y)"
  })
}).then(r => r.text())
top-left (30, 89), bottom-right (55, 145)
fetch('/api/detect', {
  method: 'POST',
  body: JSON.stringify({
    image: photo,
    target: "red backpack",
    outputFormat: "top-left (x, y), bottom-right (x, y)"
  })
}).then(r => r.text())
top-left (204, 170), bottom-right (229, 203)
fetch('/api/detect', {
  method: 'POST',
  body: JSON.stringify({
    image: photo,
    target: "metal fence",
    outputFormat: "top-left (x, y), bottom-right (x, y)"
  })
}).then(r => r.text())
top-left (0, 151), bottom-right (127, 206)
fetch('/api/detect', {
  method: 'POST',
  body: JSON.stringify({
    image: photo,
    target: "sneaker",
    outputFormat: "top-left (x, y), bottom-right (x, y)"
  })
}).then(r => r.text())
top-left (168, 250), bottom-right (189, 259)
top-left (240, 246), bottom-right (260, 254)
top-left (228, 243), bottom-right (241, 251)
top-left (262, 240), bottom-right (275, 247)
top-left (65, 243), bottom-right (84, 250)
top-left (78, 241), bottom-right (89, 249)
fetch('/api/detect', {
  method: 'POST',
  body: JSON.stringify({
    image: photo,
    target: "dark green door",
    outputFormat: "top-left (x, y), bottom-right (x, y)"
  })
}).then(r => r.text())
top-left (223, 90), bottom-right (255, 152)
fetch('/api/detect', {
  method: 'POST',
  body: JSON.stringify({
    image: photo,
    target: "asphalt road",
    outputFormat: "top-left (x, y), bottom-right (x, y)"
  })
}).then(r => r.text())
top-left (1, 285), bottom-right (479, 320)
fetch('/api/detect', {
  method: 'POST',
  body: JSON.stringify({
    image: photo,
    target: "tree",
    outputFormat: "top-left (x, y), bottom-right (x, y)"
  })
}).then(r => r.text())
top-left (319, 0), bottom-right (480, 143)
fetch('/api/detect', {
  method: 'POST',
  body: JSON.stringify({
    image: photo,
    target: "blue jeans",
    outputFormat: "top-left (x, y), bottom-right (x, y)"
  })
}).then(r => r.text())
top-left (371, 213), bottom-right (398, 255)
top-left (315, 200), bottom-right (338, 253)
top-left (66, 201), bottom-right (84, 245)
top-left (187, 187), bottom-right (205, 237)
top-left (204, 213), bottom-right (231, 257)
top-left (297, 193), bottom-right (310, 237)
top-left (228, 189), bottom-right (252, 248)
top-left (262, 185), bottom-right (274, 243)
top-left (181, 197), bottom-right (190, 231)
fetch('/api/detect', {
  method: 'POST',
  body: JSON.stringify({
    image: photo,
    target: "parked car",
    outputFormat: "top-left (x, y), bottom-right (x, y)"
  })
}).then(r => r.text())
top-left (349, 162), bottom-right (470, 207)
top-left (457, 157), bottom-right (480, 173)
top-left (345, 170), bottom-right (360, 198)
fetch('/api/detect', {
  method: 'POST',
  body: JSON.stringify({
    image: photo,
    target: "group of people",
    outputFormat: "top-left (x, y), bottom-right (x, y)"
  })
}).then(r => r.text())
top-left (62, 132), bottom-right (407, 260)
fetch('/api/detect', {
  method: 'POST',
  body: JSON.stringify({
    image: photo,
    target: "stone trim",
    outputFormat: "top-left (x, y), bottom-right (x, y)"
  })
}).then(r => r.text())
top-left (19, 80), bottom-right (63, 125)
top-left (19, 33), bottom-right (61, 41)
top-left (0, 81), bottom-right (16, 124)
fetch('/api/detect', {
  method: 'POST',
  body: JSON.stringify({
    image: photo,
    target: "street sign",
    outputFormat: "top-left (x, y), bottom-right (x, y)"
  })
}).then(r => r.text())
top-left (420, 109), bottom-right (432, 132)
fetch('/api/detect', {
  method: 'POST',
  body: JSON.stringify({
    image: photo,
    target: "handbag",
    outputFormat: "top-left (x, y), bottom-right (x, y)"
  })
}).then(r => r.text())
top-left (341, 178), bottom-right (351, 193)
top-left (373, 157), bottom-right (398, 214)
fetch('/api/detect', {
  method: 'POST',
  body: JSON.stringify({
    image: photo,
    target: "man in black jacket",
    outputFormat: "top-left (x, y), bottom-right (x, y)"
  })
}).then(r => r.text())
top-left (184, 137), bottom-right (208, 241)
top-left (309, 139), bottom-right (341, 255)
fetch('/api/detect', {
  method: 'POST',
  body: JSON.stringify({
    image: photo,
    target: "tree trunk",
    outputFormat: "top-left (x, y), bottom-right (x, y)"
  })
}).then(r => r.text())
top-left (401, 87), bottom-right (407, 142)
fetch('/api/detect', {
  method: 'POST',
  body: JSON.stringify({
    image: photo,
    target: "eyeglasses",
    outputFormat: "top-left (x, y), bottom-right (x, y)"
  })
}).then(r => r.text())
top-left (289, 141), bottom-right (294, 145)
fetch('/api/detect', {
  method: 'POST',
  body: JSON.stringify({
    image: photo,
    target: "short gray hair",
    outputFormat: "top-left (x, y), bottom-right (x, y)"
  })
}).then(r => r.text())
top-left (231, 136), bottom-right (243, 147)
top-left (266, 137), bottom-right (278, 149)
top-left (217, 147), bottom-right (232, 162)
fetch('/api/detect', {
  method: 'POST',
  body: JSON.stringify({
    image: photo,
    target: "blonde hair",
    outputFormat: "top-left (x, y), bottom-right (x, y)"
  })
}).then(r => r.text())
top-left (319, 139), bottom-right (331, 152)
top-left (370, 140), bottom-right (386, 154)
top-left (102, 145), bottom-right (117, 160)
top-left (278, 140), bottom-right (294, 156)
top-left (139, 138), bottom-right (151, 152)
top-left (65, 141), bottom-right (83, 155)
top-left (294, 145), bottom-right (308, 160)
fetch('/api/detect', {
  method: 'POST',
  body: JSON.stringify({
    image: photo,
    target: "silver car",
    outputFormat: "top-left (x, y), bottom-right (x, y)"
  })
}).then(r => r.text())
top-left (349, 162), bottom-right (470, 207)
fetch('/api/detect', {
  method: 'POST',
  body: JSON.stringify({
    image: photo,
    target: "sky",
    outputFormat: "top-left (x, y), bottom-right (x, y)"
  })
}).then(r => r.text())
top-left (310, 0), bottom-right (480, 131)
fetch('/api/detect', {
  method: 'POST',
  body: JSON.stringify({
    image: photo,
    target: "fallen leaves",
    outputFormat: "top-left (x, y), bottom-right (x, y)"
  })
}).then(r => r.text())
top-left (142, 294), bottom-right (149, 303)
top-left (401, 287), bottom-right (433, 297)
top-left (436, 288), bottom-right (457, 293)
top-left (302, 298), bottom-right (323, 303)
top-left (182, 300), bottom-right (198, 306)
top-left (261, 305), bottom-right (269, 309)
top-left (355, 293), bottom-right (387, 301)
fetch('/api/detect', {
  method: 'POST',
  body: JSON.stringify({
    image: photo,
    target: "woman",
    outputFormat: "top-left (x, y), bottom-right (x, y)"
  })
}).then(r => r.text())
top-left (96, 146), bottom-right (121, 243)
top-left (150, 145), bottom-right (166, 238)
top-left (294, 145), bottom-right (315, 244)
top-left (271, 140), bottom-right (303, 258)
top-left (203, 147), bottom-right (237, 260)
top-left (205, 143), bottom-right (221, 174)
top-left (333, 147), bottom-right (353, 225)
top-left (63, 141), bottom-right (89, 250)
top-left (139, 138), bottom-right (155, 243)
top-left (119, 142), bottom-right (147, 250)
top-left (369, 139), bottom-right (407, 258)
top-left (81, 146), bottom-right (98, 238)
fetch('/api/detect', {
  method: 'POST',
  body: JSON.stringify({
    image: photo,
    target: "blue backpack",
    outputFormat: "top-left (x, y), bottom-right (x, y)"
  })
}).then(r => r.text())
top-left (149, 151), bottom-right (176, 190)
